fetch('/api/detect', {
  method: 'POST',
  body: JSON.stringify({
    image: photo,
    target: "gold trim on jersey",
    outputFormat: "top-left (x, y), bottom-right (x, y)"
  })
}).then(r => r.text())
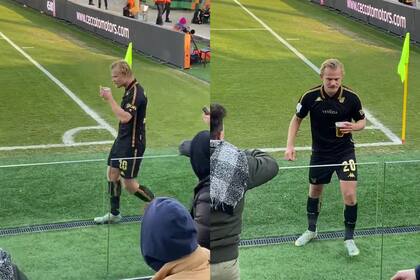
top-left (300, 85), bottom-right (322, 102)
top-left (131, 85), bottom-right (138, 147)
top-left (131, 149), bottom-right (137, 178)
top-left (343, 86), bottom-right (362, 100)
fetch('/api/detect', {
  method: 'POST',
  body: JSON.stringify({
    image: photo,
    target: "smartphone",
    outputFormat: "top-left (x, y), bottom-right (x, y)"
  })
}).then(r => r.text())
top-left (202, 106), bottom-right (210, 115)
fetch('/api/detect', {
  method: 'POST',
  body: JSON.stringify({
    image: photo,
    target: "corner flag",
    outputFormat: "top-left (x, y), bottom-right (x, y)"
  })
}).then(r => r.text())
top-left (398, 33), bottom-right (410, 144)
top-left (124, 42), bottom-right (133, 68)
top-left (397, 33), bottom-right (410, 83)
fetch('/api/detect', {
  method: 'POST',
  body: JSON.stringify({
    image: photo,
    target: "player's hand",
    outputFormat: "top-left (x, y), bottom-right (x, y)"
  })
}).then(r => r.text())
top-left (99, 86), bottom-right (113, 101)
top-left (391, 269), bottom-right (416, 280)
top-left (339, 122), bottom-right (353, 134)
top-left (284, 147), bottom-right (296, 161)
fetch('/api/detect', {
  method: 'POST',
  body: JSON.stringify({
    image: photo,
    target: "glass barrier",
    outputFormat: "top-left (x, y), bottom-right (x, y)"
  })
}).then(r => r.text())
top-left (381, 160), bottom-right (420, 280)
top-left (0, 152), bottom-right (195, 280)
top-left (240, 161), bottom-right (383, 279)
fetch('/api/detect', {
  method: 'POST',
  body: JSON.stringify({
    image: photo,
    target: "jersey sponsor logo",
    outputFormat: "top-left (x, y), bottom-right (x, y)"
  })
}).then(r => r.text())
top-left (126, 104), bottom-right (137, 111)
top-left (296, 103), bottom-right (302, 113)
top-left (322, 109), bottom-right (338, 114)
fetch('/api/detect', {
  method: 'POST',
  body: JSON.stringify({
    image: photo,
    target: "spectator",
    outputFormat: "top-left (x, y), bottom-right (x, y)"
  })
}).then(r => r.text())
top-left (163, 0), bottom-right (172, 23)
top-left (173, 17), bottom-right (188, 32)
top-left (179, 107), bottom-right (210, 249)
top-left (98, 0), bottom-right (107, 9)
top-left (0, 249), bottom-right (28, 280)
top-left (155, 0), bottom-right (166, 25)
top-left (141, 197), bottom-right (210, 280)
top-left (210, 103), bottom-right (279, 280)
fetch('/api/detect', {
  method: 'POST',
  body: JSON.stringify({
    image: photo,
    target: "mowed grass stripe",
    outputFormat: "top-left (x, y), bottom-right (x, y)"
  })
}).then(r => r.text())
top-left (0, 31), bottom-right (117, 138)
top-left (0, 35), bottom-right (102, 146)
top-left (233, 0), bottom-right (401, 147)
top-left (0, 0), bottom-right (209, 149)
top-left (212, 0), bottom-right (399, 149)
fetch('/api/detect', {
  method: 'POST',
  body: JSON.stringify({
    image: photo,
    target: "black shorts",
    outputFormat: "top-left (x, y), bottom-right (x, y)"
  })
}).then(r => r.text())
top-left (108, 142), bottom-right (146, 179)
top-left (309, 151), bottom-right (358, 185)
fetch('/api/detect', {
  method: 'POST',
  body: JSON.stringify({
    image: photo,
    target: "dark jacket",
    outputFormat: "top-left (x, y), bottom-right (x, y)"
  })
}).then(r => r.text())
top-left (210, 148), bottom-right (279, 264)
top-left (416, 265), bottom-right (420, 280)
top-left (180, 131), bottom-right (210, 250)
top-left (192, 177), bottom-right (210, 249)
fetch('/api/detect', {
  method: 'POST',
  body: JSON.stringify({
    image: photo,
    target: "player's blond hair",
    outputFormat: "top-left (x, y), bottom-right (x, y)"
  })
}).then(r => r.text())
top-left (111, 60), bottom-right (133, 77)
top-left (320, 58), bottom-right (345, 76)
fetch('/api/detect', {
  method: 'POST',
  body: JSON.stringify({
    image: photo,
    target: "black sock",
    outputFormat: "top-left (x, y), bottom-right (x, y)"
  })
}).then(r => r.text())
top-left (307, 197), bottom-right (320, 232)
top-left (108, 181), bottom-right (121, 216)
top-left (344, 203), bottom-right (358, 240)
top-left (134, 185), bottom-right (154, 202)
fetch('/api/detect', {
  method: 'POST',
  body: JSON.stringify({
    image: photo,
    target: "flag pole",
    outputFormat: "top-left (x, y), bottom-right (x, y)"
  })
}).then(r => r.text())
top-left (401, 63), bottom-right (408, 144)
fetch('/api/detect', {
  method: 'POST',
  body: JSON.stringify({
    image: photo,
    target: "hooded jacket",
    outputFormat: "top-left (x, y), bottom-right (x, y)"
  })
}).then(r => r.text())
top-left (141, 197), bottom-right (210, 279)
top-left (179, 131), bottom-right (210, 249)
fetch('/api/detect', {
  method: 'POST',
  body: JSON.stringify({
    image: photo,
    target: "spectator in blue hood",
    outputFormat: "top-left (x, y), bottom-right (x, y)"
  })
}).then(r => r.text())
top-left (179, 129), bottom-right (210, 249)
top-left (141, 197), bottom-right (210, 280)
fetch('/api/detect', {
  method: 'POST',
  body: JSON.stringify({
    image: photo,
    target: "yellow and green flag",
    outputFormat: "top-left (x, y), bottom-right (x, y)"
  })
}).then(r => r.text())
top-left (398, 33), bottom-right (410, 144)
top-left (124, 42), bottom-right (133, 68)
top-left (397, 33), bottom-right (410, 83)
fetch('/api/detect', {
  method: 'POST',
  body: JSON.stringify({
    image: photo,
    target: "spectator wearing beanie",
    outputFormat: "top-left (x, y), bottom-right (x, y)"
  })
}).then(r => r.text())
top-left (141, 197), bottom-right (210, 280)
top-left (179, 130), bottom-right (210, 249)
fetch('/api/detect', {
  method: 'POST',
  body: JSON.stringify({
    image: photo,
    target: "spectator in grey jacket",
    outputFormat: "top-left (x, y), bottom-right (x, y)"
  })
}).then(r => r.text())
top-left (210, 103), bottom-right (279, 280)
top-left (391, 266), bottom-right (420, 280)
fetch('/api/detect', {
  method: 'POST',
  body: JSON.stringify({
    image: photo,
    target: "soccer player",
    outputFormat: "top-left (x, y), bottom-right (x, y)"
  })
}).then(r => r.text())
top-left (285, 58), bottom-right (366, 256)
top-left (94, 60), bottom-right (154, 224)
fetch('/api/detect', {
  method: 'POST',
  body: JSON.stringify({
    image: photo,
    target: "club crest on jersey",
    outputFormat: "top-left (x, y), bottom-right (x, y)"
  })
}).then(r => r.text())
top-left (126, 104), bottom-right (137, 111)
top-left (339, 97), bottom-right (345, 103)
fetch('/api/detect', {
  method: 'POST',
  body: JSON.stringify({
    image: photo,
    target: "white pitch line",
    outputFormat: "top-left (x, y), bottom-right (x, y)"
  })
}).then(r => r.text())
top-left (118, 277), bottom-right (153, 280)
top-left (0, 154), bottom-right (179, 168)
top-left (212, 28), bottom-right (266, 31)
top-left (233, 0), bottom-right (402, 145)
top-left (21, 46), bottom-right (34, 49)
top-left (363, 109), bottom-right (401, 143)
top-left (63, 126), bottom-right (110, 144)
top-left (0, 141), bottom-right (113, 151)
top-left (261, 141), bottom-right (400, 153)
top-left (0, 32), bottom-right (117, 138)
top-left (364, 125), bottom-right (377, 130)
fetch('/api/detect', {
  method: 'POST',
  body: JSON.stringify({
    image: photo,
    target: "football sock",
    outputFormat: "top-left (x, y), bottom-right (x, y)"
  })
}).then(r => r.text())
top-left (344, 203), bottom-right (358, 240)
top-left (108, 181), bottom-right (121, 216)
top-left (134, 185), bottom-right (155, 202)
top-left (307, 196), bottom-right (320, 232)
